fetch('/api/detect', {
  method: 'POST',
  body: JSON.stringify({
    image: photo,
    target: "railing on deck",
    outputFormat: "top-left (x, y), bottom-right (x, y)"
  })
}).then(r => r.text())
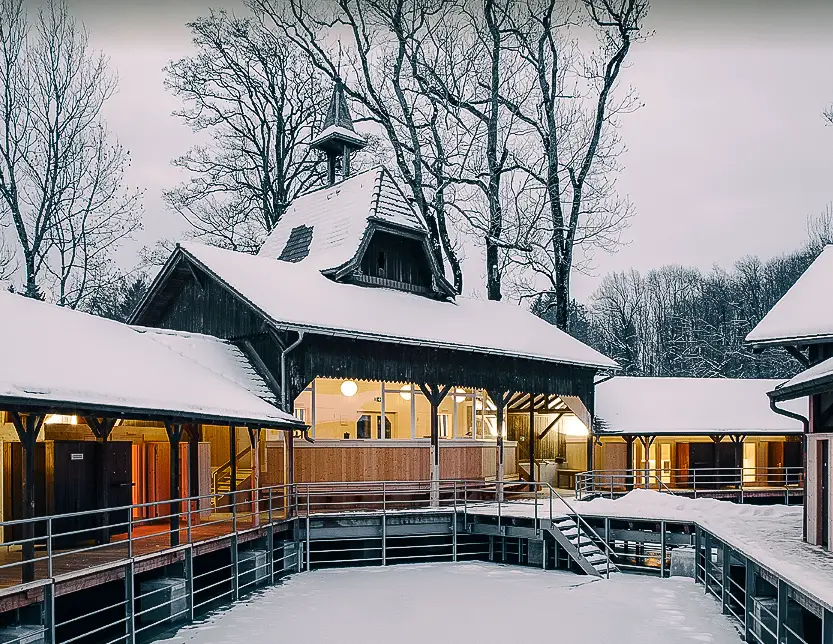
top-left (0, 478), bottom-right (614, 592)
top-left (575, 466), bottom-right (804, 501)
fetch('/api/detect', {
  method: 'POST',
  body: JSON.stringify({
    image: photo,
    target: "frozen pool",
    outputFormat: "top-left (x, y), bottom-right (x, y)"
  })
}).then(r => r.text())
top-left (160, 563), bottom-right (740, 644)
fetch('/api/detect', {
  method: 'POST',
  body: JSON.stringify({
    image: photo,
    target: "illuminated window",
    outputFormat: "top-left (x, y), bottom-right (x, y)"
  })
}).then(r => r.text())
top-left (45, 414), bottom-right (77, 425)
top-left (743, 442), bottom-right (756, 482)
top-left (294, 408), bottom-right (306, 423)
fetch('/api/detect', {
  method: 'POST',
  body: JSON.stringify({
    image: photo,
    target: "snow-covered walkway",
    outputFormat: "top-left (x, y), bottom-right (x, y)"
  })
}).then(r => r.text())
top-left (162, 563), bottom-right (741, 644)
top-left (477, 489), bottom-right (833, 610)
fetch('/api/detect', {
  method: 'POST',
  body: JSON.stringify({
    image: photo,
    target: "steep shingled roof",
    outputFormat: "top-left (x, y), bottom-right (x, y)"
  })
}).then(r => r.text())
top-left (258, 166), bottom-right (428, 273)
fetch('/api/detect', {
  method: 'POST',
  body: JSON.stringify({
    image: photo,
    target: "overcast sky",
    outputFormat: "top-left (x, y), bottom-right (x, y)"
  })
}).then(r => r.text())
top-left (66, 0), bottom-right (833, 302)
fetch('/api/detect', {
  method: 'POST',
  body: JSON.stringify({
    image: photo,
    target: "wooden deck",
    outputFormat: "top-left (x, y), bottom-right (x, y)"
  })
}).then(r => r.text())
top-left (0, 510), bottom-right (289, 601)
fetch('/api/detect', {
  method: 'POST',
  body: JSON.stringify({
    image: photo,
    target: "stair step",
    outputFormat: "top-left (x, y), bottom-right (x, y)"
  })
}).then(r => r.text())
top-left (561, 528), bottom-right (579, 538)
top-left (586, 553), bottom-right (607, 565)
top-left (579, 544), bottom-right (600, 555)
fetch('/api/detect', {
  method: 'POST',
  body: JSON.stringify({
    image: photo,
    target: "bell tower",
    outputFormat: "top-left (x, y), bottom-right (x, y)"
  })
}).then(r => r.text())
top-left (310, 78), bottom-right (367, 185)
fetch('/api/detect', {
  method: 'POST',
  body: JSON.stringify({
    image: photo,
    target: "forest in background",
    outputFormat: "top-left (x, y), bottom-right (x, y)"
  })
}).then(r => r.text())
top-left (533, 210), bottom-right (833, 379)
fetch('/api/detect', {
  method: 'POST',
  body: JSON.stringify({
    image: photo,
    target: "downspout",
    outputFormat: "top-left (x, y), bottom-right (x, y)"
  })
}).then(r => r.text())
top-left (279, 330), bottom-right (305, 412)
top-left (769, 396), bottom-right (809, 542)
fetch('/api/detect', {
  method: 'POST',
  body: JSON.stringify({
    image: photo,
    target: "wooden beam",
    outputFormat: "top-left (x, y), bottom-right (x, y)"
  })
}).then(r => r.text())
top-left (248, 427), bottom-right (260, 526)
top-left (486, 390), bottom-right (512, 500)
top-left (230, 425), bottom-right (238, 518)
top-left (187, 424), bottom-right (202, 523)
top-left (165, 423), bottom-right (184, 547)
top-left (417, 383), bottom-right (452, 505)
top-left (528, 393), bottom-right (536, 485)
top-left (538, 412), bottom-right (566, 441)
top-left (9, 411), bottom-right (44, 582)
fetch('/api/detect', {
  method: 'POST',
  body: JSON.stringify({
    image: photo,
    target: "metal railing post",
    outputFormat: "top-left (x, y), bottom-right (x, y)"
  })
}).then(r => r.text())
top-left (127, 510), bottom-right (134, 559)
top-left (43, 582), bottom-right (55, 644)
top-left (185, 547), bottom-right (194, 622)
top-left (306, 491), bottom-right (311, 572)
top-left (660, 520), bottom-right (666, 578)
top-left (231, 533), bottom-right (239, 601)
top-left (125, 559), bottom-right (136, 644)
top-left (46, 517), bottom-right (53, 579)
top-left (463, 480), bottom-right (468, 532)
top-left (187, 499), bottom-right (193, 545)
top-left (382, 482), bottom-right (387, 567)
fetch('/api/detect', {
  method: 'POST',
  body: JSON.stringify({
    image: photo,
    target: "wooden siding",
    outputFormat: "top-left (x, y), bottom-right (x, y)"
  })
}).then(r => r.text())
top-left (135, 256), bottom-right (598, 416)
top-left (265, 440), bottom-right (516, 483)
top-left (290, 335), bottom-right (596, 403)
top-left (358, 231), bottom-right (431, 289)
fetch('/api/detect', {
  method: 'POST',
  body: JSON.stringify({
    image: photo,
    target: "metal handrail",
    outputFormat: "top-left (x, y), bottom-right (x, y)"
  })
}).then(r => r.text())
top-left (211, 447), bottom-right (253, 492)
top-left (0, 477), bottom-right (627, 588)
top-left (575, 466), bottom-right (804, 500)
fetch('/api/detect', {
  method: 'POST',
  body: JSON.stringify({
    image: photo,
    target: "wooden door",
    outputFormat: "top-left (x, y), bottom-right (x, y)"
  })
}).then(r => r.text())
top-left (51, 441), bottom-right (98, 545)
top-left (103, 441), bottom-right (133, 535)
top-left (675, 443), bottom-right (690, 487)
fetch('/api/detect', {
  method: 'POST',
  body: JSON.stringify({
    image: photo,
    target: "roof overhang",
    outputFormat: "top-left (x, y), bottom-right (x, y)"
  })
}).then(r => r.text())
top-left (0, 394), bottom-right (305, 430)
top-left (155, 246), bottom-right (615, 371)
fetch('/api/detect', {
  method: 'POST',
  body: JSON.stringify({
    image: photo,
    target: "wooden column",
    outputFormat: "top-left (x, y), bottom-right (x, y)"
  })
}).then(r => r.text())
top-left (165, 423), bottom-right (184, 547)
top-left (85, 417), bottom-right (117, 544)
top-left (418, 384), bottom-right (452, 505)
top-left (186, 424), bottom-right (202, 523)
top-left (624, 436), bottom-right (636, 490)
top-left (486, 391), bottom-right (512, 502)
top-left (248, 427), bottom-right (260, 527)
top-left (287, 428), bottom-right (296, 517)
top-left (528, 393), bottom-right (536, 486)
top-left (229, 425), bottom-right (238, 517)
top-left (638, 435), bottom-right (656, 487)
top-left (9, 412), bottom-right (44, 583)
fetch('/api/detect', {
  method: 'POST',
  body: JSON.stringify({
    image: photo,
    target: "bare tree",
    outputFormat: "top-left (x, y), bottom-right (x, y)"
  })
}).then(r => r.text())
top-left (253, 0), bottom-right (475, 292)
top-left (165, 10), bottom-right (330, 253)
top-left (0, 0), bottom-right (141, 305)
top-left (502, 0), bottom-right (647, 329)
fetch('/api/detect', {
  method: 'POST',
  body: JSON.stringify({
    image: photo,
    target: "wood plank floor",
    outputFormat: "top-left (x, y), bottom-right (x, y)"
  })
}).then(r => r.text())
top-left (0, 509), bottom-right (289, 592)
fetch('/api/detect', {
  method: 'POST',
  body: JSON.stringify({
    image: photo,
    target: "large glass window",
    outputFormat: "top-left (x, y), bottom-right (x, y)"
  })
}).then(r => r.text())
top-left (293, 379), bottom-right (496, 441)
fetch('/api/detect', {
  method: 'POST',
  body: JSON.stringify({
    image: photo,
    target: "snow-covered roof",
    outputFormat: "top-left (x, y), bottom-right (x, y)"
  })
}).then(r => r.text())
top-left (746, 245), bottom-right (833, 347)
top-left (309, 125), bottom-right (366, 149)
top-left (179, 242), bottom-right (618, 370)
top-left (769, 356), bottom-right (833, 402)
top-left (595, 377), bottom-right (805, 435)
top-left (0, 291), bottom-right (302, 427)
top-left (258, 167), bottom-right (427, 273)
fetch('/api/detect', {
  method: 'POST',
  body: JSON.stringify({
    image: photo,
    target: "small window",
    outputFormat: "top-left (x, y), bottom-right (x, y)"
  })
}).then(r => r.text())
top-left (377, 251), bottom-right (386, 275)
top-left (357, 414), bottom-right (371, 439)
top-left (278, 225), bottom-right (314, 262)
top-left (293, 408), bottom-right (306, 423)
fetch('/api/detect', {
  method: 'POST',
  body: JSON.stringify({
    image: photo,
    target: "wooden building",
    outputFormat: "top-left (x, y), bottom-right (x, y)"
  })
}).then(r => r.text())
top-left (130, 82), bottom-right (617, 492)
top-left (591, 377), bottom-right (804, 494)
top-left (747, 245), bottom-right (833, 549)
top-left (0, 290), bottom-right (303, 577)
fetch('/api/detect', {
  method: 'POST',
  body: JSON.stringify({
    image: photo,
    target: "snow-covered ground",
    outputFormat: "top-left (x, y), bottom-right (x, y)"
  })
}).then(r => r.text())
top-left (472, 489), bottom-right (833, 610)
top-left (161, 563), bottom-right (741, 644)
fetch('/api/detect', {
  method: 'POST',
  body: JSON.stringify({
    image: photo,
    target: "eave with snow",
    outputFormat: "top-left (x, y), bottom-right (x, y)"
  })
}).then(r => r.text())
top-left (0, 290), bottom-right (303, 579)
top-left (746, 245), bottom-right (833, 551)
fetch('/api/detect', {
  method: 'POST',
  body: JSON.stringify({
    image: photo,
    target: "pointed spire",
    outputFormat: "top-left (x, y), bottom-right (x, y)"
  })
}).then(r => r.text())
top-left (322, 78), bottom-right (357, 132)
top-left (311, 78), bottom-right (367, 185)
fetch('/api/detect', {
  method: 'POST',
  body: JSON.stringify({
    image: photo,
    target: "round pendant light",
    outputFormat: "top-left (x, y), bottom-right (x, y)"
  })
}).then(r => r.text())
top-left (340, 380), bottom-right (358, 397)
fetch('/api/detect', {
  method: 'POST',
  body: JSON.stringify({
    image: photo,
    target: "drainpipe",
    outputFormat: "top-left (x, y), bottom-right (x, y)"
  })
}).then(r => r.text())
top-left (769, 397), bottom-right (809, 542)
top-left (279, 330), bottom-right (305, 412)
